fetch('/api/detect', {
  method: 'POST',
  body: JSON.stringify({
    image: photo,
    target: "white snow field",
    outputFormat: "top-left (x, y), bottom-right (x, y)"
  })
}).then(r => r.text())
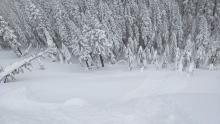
top-left (0, 50), bottom-right (220, 124)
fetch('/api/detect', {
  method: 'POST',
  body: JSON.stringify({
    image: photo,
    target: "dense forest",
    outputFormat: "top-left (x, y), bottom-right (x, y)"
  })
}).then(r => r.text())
top-left (0, 0), bottom-right (220, 71)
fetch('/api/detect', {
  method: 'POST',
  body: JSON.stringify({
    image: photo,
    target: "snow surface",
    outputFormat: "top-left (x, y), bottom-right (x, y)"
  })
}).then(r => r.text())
top-left (0, 50), bottom-right (220, 124)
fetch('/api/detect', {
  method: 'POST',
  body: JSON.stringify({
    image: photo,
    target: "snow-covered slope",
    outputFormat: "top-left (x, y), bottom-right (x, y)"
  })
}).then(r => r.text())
top-left (0, 50), bottom-right (220, 124)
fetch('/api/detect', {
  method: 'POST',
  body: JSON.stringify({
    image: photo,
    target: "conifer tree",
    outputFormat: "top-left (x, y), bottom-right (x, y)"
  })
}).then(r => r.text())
top-left (137, 46), bottom-right (147, 68)
top-left (126, 45), bottom-right (136, 70)
top-left (195, 15), bottom-right (210, 68)
top-left (0, 16), bottom-right (22, 56)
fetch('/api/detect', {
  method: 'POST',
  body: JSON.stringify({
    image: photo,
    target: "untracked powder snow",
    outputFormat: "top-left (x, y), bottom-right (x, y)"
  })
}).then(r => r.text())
top-left (0, 50), bottom-right (220, 124)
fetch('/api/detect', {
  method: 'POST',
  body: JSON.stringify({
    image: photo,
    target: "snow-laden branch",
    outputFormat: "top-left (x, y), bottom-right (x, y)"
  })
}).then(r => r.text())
top-left (0, 27), bottom-right (61, 83)
top-left (0, 49), bottom-right (51, 83)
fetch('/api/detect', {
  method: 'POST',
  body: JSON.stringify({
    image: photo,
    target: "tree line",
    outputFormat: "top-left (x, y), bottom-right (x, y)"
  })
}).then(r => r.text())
top-left (0, 0), bottom-right (220, 71)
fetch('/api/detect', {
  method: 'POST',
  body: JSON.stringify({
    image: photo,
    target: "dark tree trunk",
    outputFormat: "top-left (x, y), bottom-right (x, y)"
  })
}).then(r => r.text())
top-left (99, 54), bottom-right (104, 67)
top-left (85, 60), bottom-right (89, 68)
top-left (203, 0), bottom-right (208, 14)
top-left (213, 0), bottom-right (217, 16)
top-left (4, 76), bottom-right (8, 83)
top-left (124, 19), bottom-right (130, 47)
top-left (17, 47), bottom-right (22, 56)
top-left (137, 22), bottom-right (145, 49)
top-left (211, 0), bottom-right (218, 33)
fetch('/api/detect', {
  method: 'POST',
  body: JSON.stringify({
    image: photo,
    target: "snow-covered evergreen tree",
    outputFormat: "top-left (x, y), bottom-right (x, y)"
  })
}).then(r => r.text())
top-left (0, 16), bottom-right (22, 56)
top-left (144, 47), bottom-right (152, 64)
top-left (126, 45), bottom-right (136, 70)
top-left (175, 47), bottom-right (182, 71)
top-left (170, 32), bottom-right (178, 63)
top-left (195, 16), bottom-right (210, 68)
top-left (137, 46), bottom-right (147, 69)
top-left (82, 27), bottom-right (114, 68)
top-left (171, 1), bottom-right (184, 48)
top-left (162, 44), bottom-right (169, 69)
top-left (183, 34), bottom-right (195, 70)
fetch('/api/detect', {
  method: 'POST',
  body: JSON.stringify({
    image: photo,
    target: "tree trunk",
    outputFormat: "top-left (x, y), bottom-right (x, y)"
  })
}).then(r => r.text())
top-left (85, 60), bottom-right (89, 68)
top-left (17, 47), bottom-right (22, 56)
top-left (99, 54), bottom-right (104, 67)
top-left (138, 22), bottom-right (145, 49)
top-left (213, 0), bottom-right (217, 16)
top-left (4, 76), bottom-right (8, 83)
